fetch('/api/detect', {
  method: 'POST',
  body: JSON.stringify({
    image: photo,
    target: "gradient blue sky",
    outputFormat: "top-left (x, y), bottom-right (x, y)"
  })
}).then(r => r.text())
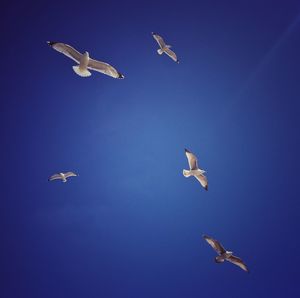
top-left (2, 0), bottom-right (300, 297)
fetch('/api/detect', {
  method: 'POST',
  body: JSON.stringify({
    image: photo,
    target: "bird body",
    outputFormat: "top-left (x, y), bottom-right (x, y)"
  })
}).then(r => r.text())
top-left (215, 251), bottom-right (233, 263)
top-left (60, 173), bottom-right (67, 183)
top-left (80, 52), bottom-right (90, 69)
top-left (183, 169), bottom-right (206, 177)
top-left (72, 51), bottom-right (91, 77)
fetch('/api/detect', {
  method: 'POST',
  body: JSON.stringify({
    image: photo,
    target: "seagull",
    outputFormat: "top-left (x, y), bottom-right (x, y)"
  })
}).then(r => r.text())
top-left (48, 172), bottom-right (78, 183)
top-left (183, 149), bottom-right (208, 190)
top-left (203, 235), bottom-right (249, 272)
top-left (151, 33), bottom-right (179, 63)
top-left (47, 41), bottom-right (124, 79)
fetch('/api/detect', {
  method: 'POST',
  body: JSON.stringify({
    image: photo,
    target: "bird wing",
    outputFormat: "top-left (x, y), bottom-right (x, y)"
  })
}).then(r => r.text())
top-left (227, 255), bottom-right (249, 272)
top-left (203, 235), bottom-right (226, 254)
top-left (48, 174), bottom-right (62, 181)
top-left (64, 172), bottom-right (77, 178)
top-left (195, 174), bottom-right (208, 190)
top-left (164, 47), bottom-right (179, 63)
top-left (185, 149), bottom-right (198, 170)
top-left (87, 58), bottom-right (124, 79)
top-left (47, 42), bottom-right (82, 63)
top-left (152, 33), bottom-right (166, 48)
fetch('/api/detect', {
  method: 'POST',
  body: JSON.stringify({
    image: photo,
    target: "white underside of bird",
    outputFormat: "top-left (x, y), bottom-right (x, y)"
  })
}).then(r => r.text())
top-left (215, 251), bottom-right (234, 263)
top-left (157, 45), bottom-right (172, 55)
top-left (183, 169), bottom-right (206, 177)
top-left (72, 52), bottom-right (92, 77)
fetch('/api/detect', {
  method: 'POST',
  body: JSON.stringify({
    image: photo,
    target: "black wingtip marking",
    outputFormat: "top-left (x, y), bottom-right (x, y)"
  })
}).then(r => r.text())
top-left (184, 148), bottom-right (190, 153)
top-left (47, 41), bottom-right (57, 47)
top-left (117, 72), bottom-right (125, 79)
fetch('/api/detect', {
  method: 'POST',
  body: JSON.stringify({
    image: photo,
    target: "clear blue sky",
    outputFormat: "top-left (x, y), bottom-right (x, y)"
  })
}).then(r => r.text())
top-left (2, 0), bottom-right (300, 297)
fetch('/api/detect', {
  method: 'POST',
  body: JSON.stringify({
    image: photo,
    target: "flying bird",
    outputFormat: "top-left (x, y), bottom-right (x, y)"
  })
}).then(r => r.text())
top-left (47, 41), bottom-right (124, 79)
top-left (183, 149), bottom-right (208, 190)
top-left (151, 33), bottom-right (179, 63)
top-left (48, 172), bottom-right (78, 183)
top-left (203, 235), bottom-right (249, 272)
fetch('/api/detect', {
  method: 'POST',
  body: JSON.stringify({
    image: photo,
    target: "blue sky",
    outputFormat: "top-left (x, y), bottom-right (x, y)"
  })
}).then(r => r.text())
top-left (2, 0), bottom-right (300, 297)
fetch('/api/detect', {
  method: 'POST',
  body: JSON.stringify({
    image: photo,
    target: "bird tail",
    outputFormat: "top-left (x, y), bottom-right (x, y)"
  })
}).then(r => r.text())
top-left (215, 256), bottom-right (225, 263)
top-left (157, 49), bottom-right (163, 55)
top-left (183, 170), bottom-right (191, 177)
top-left (72, 66), bottom-right (91, 77)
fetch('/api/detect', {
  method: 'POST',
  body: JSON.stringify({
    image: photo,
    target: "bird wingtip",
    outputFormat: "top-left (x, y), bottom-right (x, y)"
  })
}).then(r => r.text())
top-left (118, 72), bottom-right (125, 79)
top-left (47, 41), bottom-right (56, 47)
top-left (184, 148), bottom-right (190, 153)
